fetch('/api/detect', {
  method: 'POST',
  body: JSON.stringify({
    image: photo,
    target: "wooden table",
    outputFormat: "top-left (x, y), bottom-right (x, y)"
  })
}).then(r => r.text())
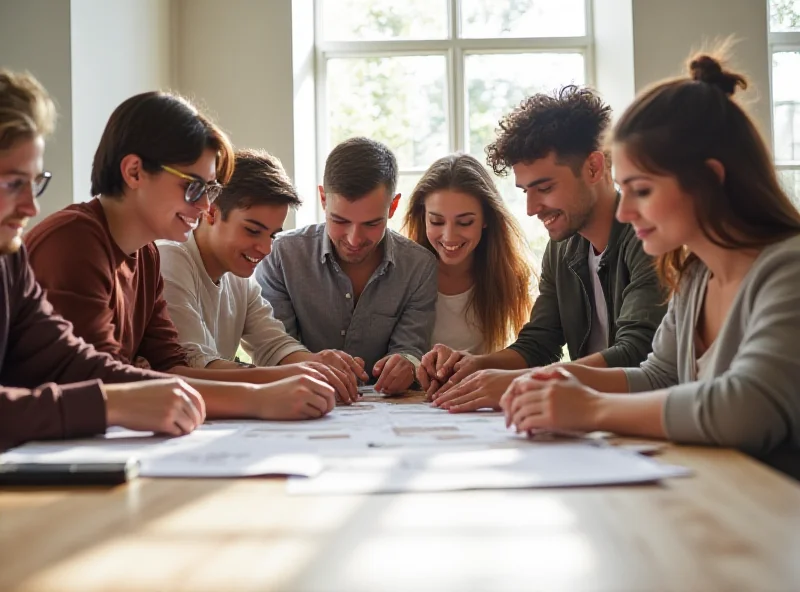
top-left (2, 395), bottom-right (800, 592)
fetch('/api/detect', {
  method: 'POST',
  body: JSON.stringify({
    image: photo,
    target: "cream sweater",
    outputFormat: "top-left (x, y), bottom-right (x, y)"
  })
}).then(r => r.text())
top-left (156, 233), bottom-right (308, 368)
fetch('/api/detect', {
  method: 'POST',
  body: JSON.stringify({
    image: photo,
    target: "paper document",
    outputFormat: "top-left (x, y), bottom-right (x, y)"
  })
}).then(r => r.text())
top-left (287, 443), bottom-right (691, 495)
top-left (0, 424), bottom-right (321, 478)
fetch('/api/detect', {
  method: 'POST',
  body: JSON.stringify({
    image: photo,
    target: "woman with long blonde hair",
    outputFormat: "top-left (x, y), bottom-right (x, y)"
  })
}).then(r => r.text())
top-left (403, 153), bottom-right (534, 358)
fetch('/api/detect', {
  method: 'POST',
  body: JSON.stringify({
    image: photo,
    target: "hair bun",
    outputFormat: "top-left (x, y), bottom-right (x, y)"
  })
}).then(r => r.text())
top-left (689, 54), bottom-right (748, 96)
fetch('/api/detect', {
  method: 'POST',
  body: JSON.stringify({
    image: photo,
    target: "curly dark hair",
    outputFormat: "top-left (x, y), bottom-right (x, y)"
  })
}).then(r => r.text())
top-left (485, 85), bottom-right (612, 176)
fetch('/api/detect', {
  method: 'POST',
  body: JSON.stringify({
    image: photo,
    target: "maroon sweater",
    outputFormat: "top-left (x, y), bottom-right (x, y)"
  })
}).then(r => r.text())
top-left (25, 199), bottom-right (188, 371)
top-left (0, 247), bottom-right (165, 451)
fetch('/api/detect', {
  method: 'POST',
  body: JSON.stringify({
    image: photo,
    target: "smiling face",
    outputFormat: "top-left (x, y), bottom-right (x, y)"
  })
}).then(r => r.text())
top-left (127, 148), bottom-right (218, 243)
top-left (613, 144), bottom-right (701, 255)
top-left (0, 136), bottom-right (44, 255)
top-left (424, 189), bottom-right (484, 267)
top-left (322, 185), bottom-right (396, 265)
top-left (204, 203), bottom-right (289, 279)
top-left (512, 151), bottom-right (595, 242)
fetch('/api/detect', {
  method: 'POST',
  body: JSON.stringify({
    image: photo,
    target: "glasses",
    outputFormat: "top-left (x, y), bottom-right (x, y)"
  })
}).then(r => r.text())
top-left (0, 171), bottom-right (52, 199)
top-left (159, 164), bottom-right (223, 204)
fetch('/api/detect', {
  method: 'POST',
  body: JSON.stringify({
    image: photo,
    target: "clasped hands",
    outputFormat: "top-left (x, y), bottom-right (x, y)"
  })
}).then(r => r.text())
top-left (417, 344), bottom-right (599, 432)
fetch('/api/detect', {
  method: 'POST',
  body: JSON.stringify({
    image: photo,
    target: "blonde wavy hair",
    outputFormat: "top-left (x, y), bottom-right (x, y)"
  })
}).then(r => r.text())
top-left (402, 153), bottom-right (535, 352)
top-left (0, 70), bottom-right (56, 150)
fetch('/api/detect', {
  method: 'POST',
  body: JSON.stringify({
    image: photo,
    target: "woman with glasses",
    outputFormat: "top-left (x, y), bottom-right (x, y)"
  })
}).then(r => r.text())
top-left (1, 69), bottom-right (208, 445)
top-left (24, 91), bottom-right (337, 421)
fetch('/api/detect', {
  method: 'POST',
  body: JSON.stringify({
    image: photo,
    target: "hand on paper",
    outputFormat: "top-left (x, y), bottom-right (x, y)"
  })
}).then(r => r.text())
top-left (277, 361), bottom-right (357, 404)
top-left (253, 375), bottom-right (336, 420)
top-left (500, 367), bottom-right (600, 433)
top-left (431, 369), bottom-right (524, 412)
top-left (313, 349), bottom-right (369, 383)
top-left (372, 354), bottom-right (415, 394)
top-left (104, 378), bottom-right (206, 436)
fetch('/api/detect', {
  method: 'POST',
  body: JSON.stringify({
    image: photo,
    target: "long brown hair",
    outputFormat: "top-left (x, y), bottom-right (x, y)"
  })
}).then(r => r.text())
top-left (613, 51), bottom-right (800, 294)
top-left (403, 153), bottom-right (535, 352)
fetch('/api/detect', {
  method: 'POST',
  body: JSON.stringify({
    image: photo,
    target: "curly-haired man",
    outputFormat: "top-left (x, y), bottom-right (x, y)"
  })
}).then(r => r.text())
top-left (421, 85), bottom-right (669, 412)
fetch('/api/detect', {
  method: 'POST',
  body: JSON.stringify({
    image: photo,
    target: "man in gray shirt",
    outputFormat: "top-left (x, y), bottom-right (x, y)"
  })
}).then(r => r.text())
top-left (256, 137), bottom-right (437, 394)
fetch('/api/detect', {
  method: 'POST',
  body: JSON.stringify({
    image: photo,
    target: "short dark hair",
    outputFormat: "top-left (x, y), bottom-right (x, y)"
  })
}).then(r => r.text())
top-left (323, 137), bottom-right (398, 200)
top-left (486, 85), bottom-right (612, 176)
top-left (214, 149), bottom-right (301, 220)
top-left (90, 91), bottom-right (234, 197)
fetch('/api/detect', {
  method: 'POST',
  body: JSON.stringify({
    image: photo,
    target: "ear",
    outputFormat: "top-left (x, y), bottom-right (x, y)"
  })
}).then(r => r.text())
top-left (388, 193), bottom-right (401, 219)
top-left (705, 158), bottom-right (725, 185)
top-left (319, 185), bottom-right (327, 210)
top-left (120, 154), bottom-right (145, 190)
top-left (584, 151), bottom-right (606, 184)
top-left (206, 204), bottom-right (219, 225)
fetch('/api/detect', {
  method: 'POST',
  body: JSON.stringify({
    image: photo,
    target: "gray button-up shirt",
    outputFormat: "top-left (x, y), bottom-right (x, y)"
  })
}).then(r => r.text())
top-left (255, 223), bottom-right (437, 374)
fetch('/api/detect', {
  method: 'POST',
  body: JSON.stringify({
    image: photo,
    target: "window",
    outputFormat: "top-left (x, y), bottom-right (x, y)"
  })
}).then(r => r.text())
top-left (770, 0), bottom-right (800, 204)
top-left (315, 0), bottom-right (593, 259)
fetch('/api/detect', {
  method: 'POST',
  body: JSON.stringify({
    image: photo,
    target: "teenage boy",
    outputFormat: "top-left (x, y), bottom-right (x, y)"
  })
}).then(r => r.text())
top-left (158, 149), bottom-right (367, 403)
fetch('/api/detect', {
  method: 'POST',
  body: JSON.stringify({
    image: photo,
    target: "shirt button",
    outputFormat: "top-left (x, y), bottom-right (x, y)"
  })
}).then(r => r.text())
top-left (340, 330), bottom-right (346, 336)
top-left (345, 293), bottom-right (351, 299)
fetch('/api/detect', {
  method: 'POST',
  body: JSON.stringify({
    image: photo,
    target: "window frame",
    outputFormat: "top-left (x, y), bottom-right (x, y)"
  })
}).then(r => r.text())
top-left (313, 0), bottom-right (595, 222)
top-left (768, 3), bottom-right (800, 189)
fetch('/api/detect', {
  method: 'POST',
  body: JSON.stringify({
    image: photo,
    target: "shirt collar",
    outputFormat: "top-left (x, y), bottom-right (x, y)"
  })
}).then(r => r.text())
top-left (319, 225), bottom-right (396, 268)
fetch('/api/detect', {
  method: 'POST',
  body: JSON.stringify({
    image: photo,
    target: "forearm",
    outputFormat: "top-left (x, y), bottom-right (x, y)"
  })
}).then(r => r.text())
top-left (593, 390), bottom-right (668, 439)
top-left (279, 351), bottom-right (315, 365)
top-left (555, 363), bottom-right (629, 393)
top-left (177, 376), bottom-right (260, 419)
top-left (170, 364), bottom-right (286, 385)
top-left (571, 352), bottom-right (608, 369)
top-left (480, 349), bottom-right (529, 371)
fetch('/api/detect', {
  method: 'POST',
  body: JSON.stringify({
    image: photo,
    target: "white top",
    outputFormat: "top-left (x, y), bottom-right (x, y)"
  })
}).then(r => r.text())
top-left (431, 287), bottom-right (486, 354)
top-left (695, 334), bottom-right (719, 381)
top-left (586, 243), bottom-right (609, 355)
top-left (156, 232), bottom-right (308, 368)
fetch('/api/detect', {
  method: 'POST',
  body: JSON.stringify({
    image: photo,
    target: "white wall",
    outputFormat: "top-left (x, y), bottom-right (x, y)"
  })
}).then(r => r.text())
top-left (70, 0), bottom-right (173, 201)
top-left (0, 0), bottom-right (74, 221)
top-left (175, 0), bottom-right (296, 170)
top-left (174, 0), bottom-right (316, 227)
top-left (631, 0), bottom-right (772, 145)
top-left (593, 0), bottom-right (636, 119)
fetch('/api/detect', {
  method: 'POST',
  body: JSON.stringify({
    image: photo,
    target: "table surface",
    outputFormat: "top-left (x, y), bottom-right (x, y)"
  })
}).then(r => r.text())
top-left (2, 394), bottom-right (800, 592)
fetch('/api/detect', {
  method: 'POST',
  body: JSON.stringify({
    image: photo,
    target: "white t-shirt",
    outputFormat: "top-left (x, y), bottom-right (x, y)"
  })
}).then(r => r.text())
top-left (586, 243), bottom-right (609, 356)
top-left (156, 232), bottom-right (308, 368)
top-left (431, 287), bottom-right (486, 354)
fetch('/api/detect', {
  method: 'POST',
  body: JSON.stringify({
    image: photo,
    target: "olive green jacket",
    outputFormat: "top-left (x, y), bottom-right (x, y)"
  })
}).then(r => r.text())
top-left (508, 216), bottom-right (668, 368)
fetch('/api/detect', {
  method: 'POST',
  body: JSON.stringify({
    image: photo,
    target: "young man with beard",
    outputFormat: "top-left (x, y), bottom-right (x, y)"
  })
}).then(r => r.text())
top-left (256, 137), bottom-right (438, 394)
top-left (421, 85), bottom-right (668, 412)
top-left (157, 149), bottom-right (367, 403)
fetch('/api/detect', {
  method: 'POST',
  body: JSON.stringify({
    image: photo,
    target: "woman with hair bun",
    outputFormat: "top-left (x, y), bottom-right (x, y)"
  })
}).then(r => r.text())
top-left (502, 52), bottom-right (800, 476)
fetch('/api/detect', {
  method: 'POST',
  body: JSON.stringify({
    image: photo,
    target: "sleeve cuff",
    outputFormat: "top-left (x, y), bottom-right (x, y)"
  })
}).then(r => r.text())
top-left (622, 368), bottom-right (653, 393)
top-left (398, 353), bottom-right (421, 371)
top-left (663, 383), bottom-right (706, 444)
top-left (60, 379), bottom-right (108, 438)
top-left (259, 343), bottom-right (310, 367)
